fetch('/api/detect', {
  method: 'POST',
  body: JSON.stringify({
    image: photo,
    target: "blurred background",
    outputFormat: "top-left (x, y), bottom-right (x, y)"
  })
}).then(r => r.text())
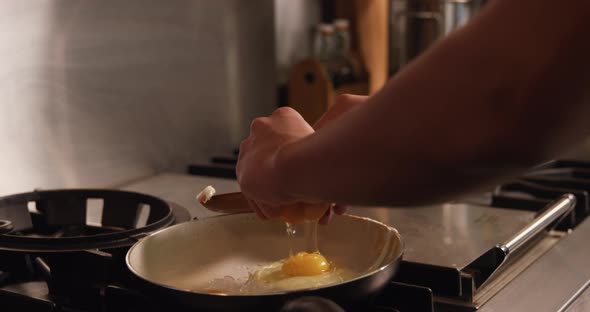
top-left (1, 0), bottom-right (588, 195)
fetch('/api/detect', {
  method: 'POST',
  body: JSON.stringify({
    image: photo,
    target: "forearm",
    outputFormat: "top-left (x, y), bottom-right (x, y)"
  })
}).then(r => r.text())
top-left (277, 0), bottom-right (590, 206)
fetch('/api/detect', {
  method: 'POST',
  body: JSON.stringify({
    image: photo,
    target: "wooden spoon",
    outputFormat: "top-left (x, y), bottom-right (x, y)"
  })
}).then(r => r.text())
top-left (199, 192), bottom-right (251, 214)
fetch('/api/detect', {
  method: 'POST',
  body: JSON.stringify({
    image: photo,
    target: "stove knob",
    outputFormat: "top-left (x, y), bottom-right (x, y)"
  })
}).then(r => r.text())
top-left (280, 296), bottom-right (345, 312)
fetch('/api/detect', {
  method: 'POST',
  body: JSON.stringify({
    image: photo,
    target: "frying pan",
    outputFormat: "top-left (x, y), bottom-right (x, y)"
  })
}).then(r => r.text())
top-left (126, 213), bottom-right (403, 312)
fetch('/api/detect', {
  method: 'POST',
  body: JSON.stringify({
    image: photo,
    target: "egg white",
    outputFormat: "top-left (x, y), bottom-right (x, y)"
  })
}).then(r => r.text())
top-left (240, 260), bottom-right (353, 294)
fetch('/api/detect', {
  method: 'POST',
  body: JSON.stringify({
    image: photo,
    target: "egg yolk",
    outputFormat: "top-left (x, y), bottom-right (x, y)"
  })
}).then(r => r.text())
top-left (281, 252), bottom-right (331, 276)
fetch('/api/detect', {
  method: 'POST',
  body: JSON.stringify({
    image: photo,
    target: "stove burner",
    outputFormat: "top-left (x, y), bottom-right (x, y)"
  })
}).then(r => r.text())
top-left (0, 189), bottom-right (176, 252)
top-left (0, 189), bottom-right (192, 312)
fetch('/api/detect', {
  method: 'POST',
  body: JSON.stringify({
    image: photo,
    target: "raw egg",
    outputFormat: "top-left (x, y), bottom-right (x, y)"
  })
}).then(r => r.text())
top-left (201, 252), bottom-right (354, 294)
top-left (240, 257), bottom-right (351, 293)
top-left (199, 255), bottom-right (355, 295)
top-left (282, 252), bottom-right (330, 276)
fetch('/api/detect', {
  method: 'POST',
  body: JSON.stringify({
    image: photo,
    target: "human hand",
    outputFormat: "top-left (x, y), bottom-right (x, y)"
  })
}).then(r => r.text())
top-left (237, 95), bottom-right (368, 222)
top-left (237, 107), bottom-right (314, 213)
top-left (315, 95), bottom-right (368, 223)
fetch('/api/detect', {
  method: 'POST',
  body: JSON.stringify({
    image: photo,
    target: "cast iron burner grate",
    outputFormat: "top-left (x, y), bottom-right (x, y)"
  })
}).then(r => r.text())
top-left (0, 189), bottom-right (190, 312)
top-left (491, 160), bottom-right (590, 230)
top-left (0, 189), bottom-right (177, 251)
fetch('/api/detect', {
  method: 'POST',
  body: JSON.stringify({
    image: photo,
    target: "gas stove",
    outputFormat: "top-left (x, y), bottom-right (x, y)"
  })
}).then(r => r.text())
top-left (0, 189), bottom-right (191, 312)
top-left (1, 159), bottom-right (590, 311)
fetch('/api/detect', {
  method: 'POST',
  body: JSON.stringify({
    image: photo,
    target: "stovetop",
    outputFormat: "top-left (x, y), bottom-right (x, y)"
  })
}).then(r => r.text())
top-left (1, 159), bottom-right (590, 311)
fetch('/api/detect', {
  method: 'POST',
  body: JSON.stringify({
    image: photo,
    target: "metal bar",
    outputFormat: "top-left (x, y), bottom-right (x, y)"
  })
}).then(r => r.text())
top-left (557, 280), bottom-right (590, 312)
top-left (501, 194), bottom-right (576, 253)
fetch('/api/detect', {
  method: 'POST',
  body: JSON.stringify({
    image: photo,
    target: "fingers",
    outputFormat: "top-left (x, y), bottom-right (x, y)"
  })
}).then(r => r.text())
top-left (250, 116), bottom-right (271, 132)
top-left (256, 201), bottom-right (283, 219)
top-left (271, 106), bottom-right (298, 117)
top-left (333, 204), bottom-right (348, 215)
top-left (319, 204), bottom-right (348, 225)
top-left (318, 206), bottom-right (334, 225)
top-left (249, 202), bottom-right (346, 224)
top-left (236, 138), bottom-right (250, 175)
top-left (245, 196), bottom-right (284, 220)
top-left (247, 199), bottom-right (268, 220)
top-left (247, 199), bottom-right (334, 223)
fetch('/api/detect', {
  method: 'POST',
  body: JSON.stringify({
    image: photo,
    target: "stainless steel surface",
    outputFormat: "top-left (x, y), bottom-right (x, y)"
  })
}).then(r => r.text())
top-left (0, 0), bottom-right (276, 195)
top-left (389, 0), bottom-right (486, 73)
top-left (461, 194), bottom-right (576, 291)
top-left (350, 203), bottom-right (536, 269)
top-left (119, 173), bottom-right (239, 219)
top-left (473, 233), bottom-right (561, 307)
top-left (123, 173), bottom-right (537, 269)
top-left (501, 194), bottom-right (575, 253)
top-left (437, 234), bottom-right (562, 309)
top-left (558, 280), bottom-right (590, 312)
top-left (480, 216), bottom-right (590, 312)
top-left (125, 213), bottom-right (403, 311)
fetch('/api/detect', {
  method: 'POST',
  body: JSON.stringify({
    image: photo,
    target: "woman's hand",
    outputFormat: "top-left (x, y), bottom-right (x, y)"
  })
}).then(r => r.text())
top-left (237, 107), bottom-right (313, 210)
top-left (236, 94), bottom-right (368, 221)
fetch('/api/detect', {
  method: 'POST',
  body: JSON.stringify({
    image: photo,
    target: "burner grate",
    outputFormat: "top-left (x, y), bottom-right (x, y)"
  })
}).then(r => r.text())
top-left (0, 189), bottom-right (191, 312)
top-left (491, 160), bottom-right (590, 229)
top-left (0, 189), bottom-right (175, 252)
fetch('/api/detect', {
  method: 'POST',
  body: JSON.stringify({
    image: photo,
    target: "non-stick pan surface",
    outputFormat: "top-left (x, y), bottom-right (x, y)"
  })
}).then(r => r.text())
top-left (126, 213), bottom-right (403, 311)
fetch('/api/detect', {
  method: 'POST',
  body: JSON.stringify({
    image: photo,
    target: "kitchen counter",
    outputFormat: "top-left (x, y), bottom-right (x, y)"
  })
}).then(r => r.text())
top-left (480, 214), bottom-right (590, 312)
top-left (120, 172), bottom-right (589, 311)
top-left (120, 172), bottom-right (535, 270)
top-left (350, 204), bottom-right (535, 269)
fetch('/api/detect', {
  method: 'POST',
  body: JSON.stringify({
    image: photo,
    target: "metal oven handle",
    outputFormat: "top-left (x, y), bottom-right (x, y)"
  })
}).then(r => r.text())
top-left (464, 194), bottom-right (576, 289)
top-left (500, 194), bottom-right (576, 254)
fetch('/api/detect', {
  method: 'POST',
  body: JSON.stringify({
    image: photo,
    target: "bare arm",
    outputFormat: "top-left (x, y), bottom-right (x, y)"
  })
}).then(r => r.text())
top-left (237, 0), bottom-right (590, 209)
top-left (272, 0), bottom-right (590, 206)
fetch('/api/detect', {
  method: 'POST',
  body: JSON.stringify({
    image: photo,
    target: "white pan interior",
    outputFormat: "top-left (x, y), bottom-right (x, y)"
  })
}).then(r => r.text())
top-left (126, 213), bottom-right (402, 293)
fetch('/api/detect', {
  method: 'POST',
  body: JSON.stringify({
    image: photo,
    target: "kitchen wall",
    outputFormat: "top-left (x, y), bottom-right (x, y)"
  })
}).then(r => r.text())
top-left (0, 0), bottom-right (276, 195)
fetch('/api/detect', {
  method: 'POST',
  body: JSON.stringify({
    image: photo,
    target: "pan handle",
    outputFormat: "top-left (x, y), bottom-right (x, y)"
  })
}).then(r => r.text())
top-left (500, 194), bottom-right (576, 255)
